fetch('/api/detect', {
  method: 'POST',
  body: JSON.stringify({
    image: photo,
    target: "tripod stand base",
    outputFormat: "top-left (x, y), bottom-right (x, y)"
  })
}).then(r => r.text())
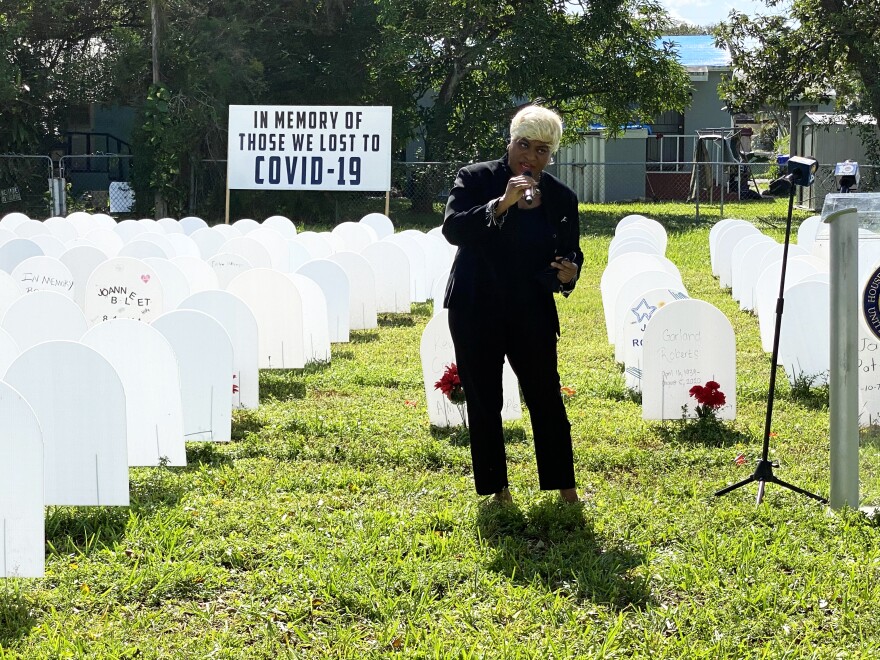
top-left (715, 460), bottom-right (828, 505)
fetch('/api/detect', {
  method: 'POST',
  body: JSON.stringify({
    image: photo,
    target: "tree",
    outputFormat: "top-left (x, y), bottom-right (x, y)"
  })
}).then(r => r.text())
top-left (715, 0), bottom-right (880, 162)
top-left (374, 0), bottom-right (692, 162)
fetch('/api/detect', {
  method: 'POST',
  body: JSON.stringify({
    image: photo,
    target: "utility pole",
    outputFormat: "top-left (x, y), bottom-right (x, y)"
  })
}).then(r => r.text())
top-left (151, 0), bottom-right (167, 218)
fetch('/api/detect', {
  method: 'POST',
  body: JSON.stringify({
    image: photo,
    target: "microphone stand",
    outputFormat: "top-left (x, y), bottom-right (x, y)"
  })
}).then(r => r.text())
top-left (715, 176), bottom-right (828, 505)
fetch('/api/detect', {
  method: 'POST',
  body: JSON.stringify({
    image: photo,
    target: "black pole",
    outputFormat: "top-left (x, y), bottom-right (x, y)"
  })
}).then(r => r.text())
top-left (715, 180), bottom-right (827, 505)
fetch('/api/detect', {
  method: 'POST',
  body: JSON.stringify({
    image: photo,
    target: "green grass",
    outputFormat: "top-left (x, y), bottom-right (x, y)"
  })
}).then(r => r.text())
top-left (3, 202), bottom-right (880, 659)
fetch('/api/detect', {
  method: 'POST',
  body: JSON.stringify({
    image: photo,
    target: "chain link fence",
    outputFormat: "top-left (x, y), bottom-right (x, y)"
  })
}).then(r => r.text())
top-left (0, 155), bottom-right (54, 218)
top-left (2, 155), bottom-right (877, 224)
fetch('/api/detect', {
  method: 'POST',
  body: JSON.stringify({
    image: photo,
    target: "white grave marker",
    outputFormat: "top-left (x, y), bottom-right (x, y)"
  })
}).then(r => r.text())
top-left (641, 300), bottom-right (736, 420)
top-left (81, 320), bottom-right (187, 466)
top-left (143, 257), bottom-right (191, 310)
top-left (779, 280), bottom-right (830, 385)
top-left (0, 238), bottom-right (43, 274)
top-left (360, 213), bottom-right (394, 239)
top-left (0, 382), bottom-right (44, 577)
top-left (263, 215), bottom-right (297, 238)
top-left (84, 257), bottom-right (164, 325)
top-left (179, 216), bottom-right (209, 235)
top-left (60, 245), bottom-right (108, 310)
top-left (420, 310), bottom-right (521, 426)
top-left (152, 310), bottom-right (233, 442)
top-left (227, 269), bottom-right (306, 368)
top-left (1, 291), bottom-right (88, 350)
top-left (296, 259), bottom-right (350, 343)
top-left (287, 273), bottom-right (331, 364)
top-left (621, 291), bottom-right (690, 391)
top-left (327, 252), bottom-right (378, 330)
top-left (4, 341), bottom-right (129, 505)
top-left (209, 252), bottom-right (254, 289)
top-left (190, 227), bottom-right (226, 259)
top-left (11, 256), bottom-right (75, 298)
top-left (179, 290), bottom-right (261, 408)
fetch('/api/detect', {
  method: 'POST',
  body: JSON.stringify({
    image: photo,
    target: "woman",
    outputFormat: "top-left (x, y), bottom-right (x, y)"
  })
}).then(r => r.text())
top-left (442, 105), bottom-right (584, 504)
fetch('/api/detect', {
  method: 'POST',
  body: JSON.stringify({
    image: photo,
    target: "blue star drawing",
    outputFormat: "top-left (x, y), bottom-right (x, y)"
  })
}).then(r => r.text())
top-left (630, 298), bottom-right (656, 323)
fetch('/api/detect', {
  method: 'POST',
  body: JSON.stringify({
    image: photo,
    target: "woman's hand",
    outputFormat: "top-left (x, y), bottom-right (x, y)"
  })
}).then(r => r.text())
top-left (550, 255), bottom-right (578, 284)
top-left (496, 173), bottom-right (538, 215)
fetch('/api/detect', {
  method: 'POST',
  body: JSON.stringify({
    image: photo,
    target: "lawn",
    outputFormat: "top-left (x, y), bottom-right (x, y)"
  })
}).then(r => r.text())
top-left (3, 199), bottom-right (880, 659)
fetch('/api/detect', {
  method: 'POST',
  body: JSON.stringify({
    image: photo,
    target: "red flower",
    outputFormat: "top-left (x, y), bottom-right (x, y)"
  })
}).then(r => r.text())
top-left (434, 363), bottom-right (465, 404)
top-left (689, 380), bottom-right (726, 418)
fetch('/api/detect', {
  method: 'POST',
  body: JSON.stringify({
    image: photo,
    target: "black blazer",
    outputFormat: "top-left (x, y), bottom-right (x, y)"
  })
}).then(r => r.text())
top-left (441, 155), bottom-right (583, 327)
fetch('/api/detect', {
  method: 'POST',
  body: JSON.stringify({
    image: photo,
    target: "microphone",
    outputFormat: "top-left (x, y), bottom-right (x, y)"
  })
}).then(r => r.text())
top-left (523, 170), bottom-right (534, 205)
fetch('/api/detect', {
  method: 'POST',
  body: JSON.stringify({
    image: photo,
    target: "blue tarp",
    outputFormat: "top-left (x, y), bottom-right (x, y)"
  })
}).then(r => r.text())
top-left (657, 35), bottom-right (731, 68)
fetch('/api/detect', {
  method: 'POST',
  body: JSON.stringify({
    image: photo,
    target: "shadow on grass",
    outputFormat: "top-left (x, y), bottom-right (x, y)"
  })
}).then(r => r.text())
top-left (350, 331), bottom-right (380, 343)
top-left (185, 442), bottom-right (234, 468)
top-left (258, 373), bottom-right (307, 402)
top-left (378, 314), bottom-right (415, 328)
top-left (0, 589), bottom-right (37, 646)
top-left (476, 498), bottom-right (651, 609)
top-left (45, 506), bottom-right (130, 557)
top-left (657, 419), bottom-right (752, 448)
top-left (430, 425), bottom-right (528, 448)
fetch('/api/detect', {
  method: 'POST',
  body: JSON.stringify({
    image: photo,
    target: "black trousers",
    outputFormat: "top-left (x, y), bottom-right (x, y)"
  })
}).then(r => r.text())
top-left (448, 306), bottom-right (576, 495)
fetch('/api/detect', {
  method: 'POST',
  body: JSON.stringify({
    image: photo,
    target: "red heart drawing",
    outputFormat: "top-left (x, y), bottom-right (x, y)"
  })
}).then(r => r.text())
top-left (141, 274), bottom-right (150, 283)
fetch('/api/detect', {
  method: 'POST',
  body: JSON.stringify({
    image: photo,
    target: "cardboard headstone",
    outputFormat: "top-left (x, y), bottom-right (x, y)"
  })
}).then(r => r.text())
top-left (14, 219), bottom-right (48, 238)
top-left (755, 259), bottom-right (820, 352)
top-left (641, 299), bottom-right (736, 420)
top-left (296, 260), bottom-right (350, 343)
top-left (779, 280), bottom-right (830, 385)
top-left (28, 234), bottom-right (66, 259)
top-left (84, 257), bottom-right (164, 325)
top-left (715, 223), bottom-right (762, 288)
top-left (152, 310), bottom-right (233, 442)
top-left (384, 233), bottom-right (429, 302)
top-left (600, 253), bottom-right (681, 342)
top-left (607, 237), bottom-right (662, 263)
top-left (119, 238), bottom-right (172, 260)
top-left (85, 228), bottom-right (124, 256)
top-left (262, 215), bottom-right (297, 238)
top-left (91, 213), bottom-right (117, 230)
top-left (420, 309), bottom-right (521, 426)
top-left (615, 214), bottom-right (649, 229)
top-left (735, 241), bottom-right (778, 311)
top-left (143, 257), bottom-right (191, 310)
top-left (0, 327), bottom-right (20, 375)
top-left (0, 271), bottom-right (22, 320)
top-left (361, 241), bottom-right (411, 314)
top-left (165, 233), bottom-right (201, 259)
top-left (5, 340), bottom-right (129, 505)
top-left (0, 227), bottom-right (16, 246)
top-left (0, 213), bottom-right (29, 230)
top-left (227, 268), bottom-right (306, 368)
top-left (211, 224), bottom-right (242, 240)
top-left (209, 252), bottom-right (254, 289)
top-left (66, 212), bottom-right (98, 237)
top-left (431, 270), bottom-right (449, 317)
top-left (178, 290), bottom-right (260, 408)
top-left (136, 218), bottom-right (163, 234)
top-left (797, 215), bottom-right (822, 253)
top-left (170, 256), bottom-right (219, 293)
top-left (622, 292), bottom-right (689, 391)
top-left (43, 216), bottom-right (78, 244)
top-left (421, 233), bottom-right (456, 295)
top-left (190, 227), bottom-right (227, 259)
top-left (1, 291), bottom-right (88, 350)
top-left (217, 236), bottom-right (272, 270)
top-left (157, 218), bottom-right (184, 234)
top-left (0, 381), bottom-right (44, 577)
top-left (81, 320), bottom-right (187, 466)
top-left (179, 216), bottom-right (209, 235)
top-left (709, 219), bottom-right (750, 275)
top-left (613, 271), bottom-right (687, 359)
top-left (247, 227), bottom-right (290, 271)
top-left (0, 238), bottom-right (43, 274)
top-left (359, 213), bottom-right (394, 239)
top-left (11, 256), bottom-right (75, 298)
top-left (729, 234), bottom-right (774, 302)
top-left (59, 245), bottom-right (108, 309)
top-left (332, 222), bottom-right (375, 253)
top-left (114, 219), bottom-right (147, 242)
top-left (327, 252), bottom-right (378, 330)
top-left (287, 239), bottom-right (314, 273)
top-left (858, 324), bottom-right (880, 427)
top-left (232, 218), bottom-right (261, 234)
top-left (615, 217), bottom-right (667, 253)
top-left (294, 232), bottom-right (335, 259)
top-left (287, 274), bottom-right (331, 364)
top-left (320, 230), bottom-right (347, 254)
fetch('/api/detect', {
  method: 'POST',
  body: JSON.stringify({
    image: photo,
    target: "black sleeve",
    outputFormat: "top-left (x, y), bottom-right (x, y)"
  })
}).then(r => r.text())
top-left (442, 166), bottom-right (498, 246)
top-left (560, 190), bottom-right (583, 297)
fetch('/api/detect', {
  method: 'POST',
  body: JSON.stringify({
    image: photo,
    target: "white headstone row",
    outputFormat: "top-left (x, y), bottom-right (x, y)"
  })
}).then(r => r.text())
top-left (601, 216), bottom-right (736, 420)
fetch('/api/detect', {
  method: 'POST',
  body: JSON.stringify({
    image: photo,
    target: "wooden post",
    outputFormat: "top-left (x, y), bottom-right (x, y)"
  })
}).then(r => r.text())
top-left (225, 181), bottom-right (230, 224)
top-left (385, 190), bottom-right (390, 217)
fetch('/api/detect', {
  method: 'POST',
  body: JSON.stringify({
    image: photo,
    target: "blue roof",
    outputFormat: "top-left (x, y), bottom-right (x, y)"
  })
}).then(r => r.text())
top-left (657, 35), bottom-right (731, 68)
